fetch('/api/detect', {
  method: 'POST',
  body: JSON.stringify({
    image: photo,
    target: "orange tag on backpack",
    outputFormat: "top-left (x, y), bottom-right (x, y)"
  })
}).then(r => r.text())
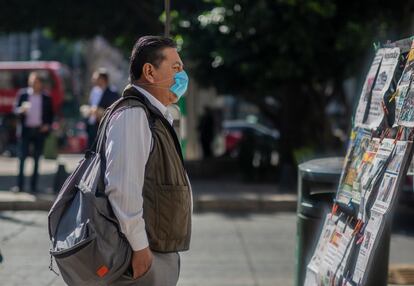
top-left (96, 265), bottom-right (109, 278)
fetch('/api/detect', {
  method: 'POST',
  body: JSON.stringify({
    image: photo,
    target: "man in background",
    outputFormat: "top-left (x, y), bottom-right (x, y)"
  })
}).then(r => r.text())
top-left (12, 72), bottom-right (54, 193)
top-left (83, 68), bottom-right (119, 148)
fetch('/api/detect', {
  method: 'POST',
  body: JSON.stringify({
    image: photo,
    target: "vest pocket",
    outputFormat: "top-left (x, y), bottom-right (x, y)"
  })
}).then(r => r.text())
top-left (156, 185), bottom-right (190, 240)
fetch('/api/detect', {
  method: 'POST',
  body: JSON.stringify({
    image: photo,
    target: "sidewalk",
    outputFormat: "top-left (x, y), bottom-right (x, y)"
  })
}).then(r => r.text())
top-left (0, 211), bottom-right (413, 286)
top-left (0, 155), bottom-right (297, 212)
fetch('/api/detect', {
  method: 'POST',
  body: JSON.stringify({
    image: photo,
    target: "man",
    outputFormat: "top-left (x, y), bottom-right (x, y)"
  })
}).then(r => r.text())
top-left (13, 72), bottom-right (54, 193)
top-left (105, 36), bottom-right (192, 286)
top-left (198, 106), bottom-right (215, 158)
top-left (85, 68), bottom-right (119, 148)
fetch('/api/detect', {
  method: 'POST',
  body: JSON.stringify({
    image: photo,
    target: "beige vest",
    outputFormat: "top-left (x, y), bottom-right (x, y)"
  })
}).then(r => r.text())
top-left (120, 86), bottom-right (192, 252)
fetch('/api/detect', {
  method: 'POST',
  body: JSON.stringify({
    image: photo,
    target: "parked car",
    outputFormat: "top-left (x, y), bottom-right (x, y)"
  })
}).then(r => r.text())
top-left (222, 120), bottom-right (280, 180)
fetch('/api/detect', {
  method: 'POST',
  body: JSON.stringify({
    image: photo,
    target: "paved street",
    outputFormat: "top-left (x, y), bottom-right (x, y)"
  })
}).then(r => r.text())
top-left (0, 211), bottom-right (413, 286)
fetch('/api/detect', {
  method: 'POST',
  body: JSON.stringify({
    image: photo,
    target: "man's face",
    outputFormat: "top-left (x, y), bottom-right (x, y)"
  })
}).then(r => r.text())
top-left (152, 47), bottom-right (184, 103)
top-left (29, 74), bottom-right (42, 93)
top-left (92, 73), bottom-right (107, 89)
top-left (91, 73), bottom-right (99, 86)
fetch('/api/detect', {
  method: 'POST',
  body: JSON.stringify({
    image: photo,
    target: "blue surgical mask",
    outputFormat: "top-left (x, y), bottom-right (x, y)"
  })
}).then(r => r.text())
top-left (170, 71), bottom-right (189, 99)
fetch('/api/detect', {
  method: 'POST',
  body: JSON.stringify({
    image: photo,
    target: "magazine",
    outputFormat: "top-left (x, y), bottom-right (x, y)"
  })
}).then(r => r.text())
top-left (372, 140), bottom-right (412, 214)
top-left (352, 210), bottom-right (384, 284)
top-left (394, 40), bottom-right (414, 126)
top-left (354, 50), bottom-right (384, 127)
top-left (360, 48), bottom-right (401, 129)
top-left (336, 129), bottom-right (372, 204)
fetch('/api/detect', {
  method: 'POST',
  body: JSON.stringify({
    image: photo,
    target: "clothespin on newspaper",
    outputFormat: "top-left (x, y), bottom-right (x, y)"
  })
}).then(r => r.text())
top-left (380, 128), bottom-right (390, 143)
top-left (331, 203), bottom-right (339, 219)
top-left (381, 100), bottom-right (389, 116)
top-left (389, 89), bottom-right (399, 103)
top-left (394, 126), bottom-right (404, 143)
top-left (352, 219), bottom-right (363, 236)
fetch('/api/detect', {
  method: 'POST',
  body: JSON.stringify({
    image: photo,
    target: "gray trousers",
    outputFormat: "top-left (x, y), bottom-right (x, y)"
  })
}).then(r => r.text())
top-left (113, 252), bottom-right (180, 286)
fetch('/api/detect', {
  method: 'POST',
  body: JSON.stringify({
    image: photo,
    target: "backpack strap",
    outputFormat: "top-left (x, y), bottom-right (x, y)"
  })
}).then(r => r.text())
top-left (88, 95), bottom-right (147, 154)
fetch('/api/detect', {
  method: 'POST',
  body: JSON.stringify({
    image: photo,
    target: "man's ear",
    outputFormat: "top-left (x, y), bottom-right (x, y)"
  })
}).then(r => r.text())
top-left (142, 63), bottom-right (155, 83)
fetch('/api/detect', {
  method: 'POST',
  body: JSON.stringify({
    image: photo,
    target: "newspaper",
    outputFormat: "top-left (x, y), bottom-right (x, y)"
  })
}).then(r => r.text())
top-left (358, 139), bottom-right (395, 221)
top-left (324, 219), bottom-right (355, 284)
top-left (304, 268), bottom-right (318, 286)
top-left (398, 79), bottom-right (414, 127)
top-left (336, 129), bottom-right (372, 204)
top-left (305, 215), bottom-right (355, 286)
top-left (372, 140), bottom-right (412, 214)
top-left (359, 48), bottom-right (401, 129)
top-left (352, 210), bottom-right (384, 285)
top-left (351, 138), bottom-right (380, 205)
top-left (354, 50), bottom-right (384, 127)
top-left (394, 41), bottom-right (414, 126)
top-left (307, 214), bottom-right (337, 275)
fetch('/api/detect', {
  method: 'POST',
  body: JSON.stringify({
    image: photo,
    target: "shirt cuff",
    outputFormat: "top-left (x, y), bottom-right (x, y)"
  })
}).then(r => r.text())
top-left (126, 226), bottom-right (149, 251)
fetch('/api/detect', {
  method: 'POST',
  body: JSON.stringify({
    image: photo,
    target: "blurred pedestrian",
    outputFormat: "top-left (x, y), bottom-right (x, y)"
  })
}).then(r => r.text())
top-left (108, 36), bottom-right (192, 285)
top-left (198, 106), bottom-right (215, 158)
top-left (12, 72), bottom-right (54, 193)
top-left (82, 68), bottom-right (119, 148)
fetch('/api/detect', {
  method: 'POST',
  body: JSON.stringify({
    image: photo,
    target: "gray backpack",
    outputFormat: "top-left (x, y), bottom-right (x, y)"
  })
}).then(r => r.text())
top-left (48, 96), bottom-right (142, 285)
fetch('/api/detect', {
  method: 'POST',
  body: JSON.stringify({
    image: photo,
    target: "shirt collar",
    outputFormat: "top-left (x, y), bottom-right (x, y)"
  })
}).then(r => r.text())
top-left (132, 84), bottom-right (173, 125)
top-left (27, 87), bottom-right (41, 97)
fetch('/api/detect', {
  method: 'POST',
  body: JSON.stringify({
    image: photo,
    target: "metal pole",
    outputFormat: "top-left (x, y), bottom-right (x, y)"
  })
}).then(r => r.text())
top-left (164, 0), bottom-right (171, 37)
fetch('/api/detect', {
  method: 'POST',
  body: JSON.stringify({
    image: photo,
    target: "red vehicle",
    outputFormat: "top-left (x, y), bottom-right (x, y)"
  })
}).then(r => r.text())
top-left (0, 61), bottom-right (86, 155)
top-left (0, 61), bottom-right (66, 114)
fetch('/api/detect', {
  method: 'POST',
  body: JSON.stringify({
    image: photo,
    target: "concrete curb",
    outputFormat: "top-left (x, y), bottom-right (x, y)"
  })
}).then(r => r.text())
top-left (0, 192), bottom-right (54, 211)
top-left (0, 191), bottom-right (297, 212)
top-left (194, 194), bottom-right (297, 212)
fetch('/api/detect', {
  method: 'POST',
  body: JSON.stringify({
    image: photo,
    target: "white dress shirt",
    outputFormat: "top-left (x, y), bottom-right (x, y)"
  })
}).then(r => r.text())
top-left (25, 88), bottom-right (43, 128)
top-left (88, 86), bottom-right (103, 124)
top-left (104, 85), bottom-right (173, 251)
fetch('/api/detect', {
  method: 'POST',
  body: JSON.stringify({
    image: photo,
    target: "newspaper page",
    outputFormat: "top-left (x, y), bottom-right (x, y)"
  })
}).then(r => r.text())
top-left (354, 50), bottom-right (384, 127)
top-left (398, 79), bottom-right (414, 127)
top-left (317, 219), bottom-right (355, 286)
top-left (394, 41), bottom-right (414, 126)
top-left (351, 138), bottom-right (380, 205)
top-left (305, 214), bottom-right (337, 286)
top-left (358, 139), bottom-right (394, 221)
top-left (360, 47), bottom-right (401, 129)
top-left (306, 214), bottom-right (337, 275)
top-left (352, 210), bottom-right (384, 285)
top-left (304, 268), bottom-right (318, 286)
top-left (332, 220), bottom-right (355, 284)
top-left (372, 140), bottom-right (412, 214)
top-left (336, 129), bottom-right (372, 204)
top-left (305, 215), bottom-right (355, 286)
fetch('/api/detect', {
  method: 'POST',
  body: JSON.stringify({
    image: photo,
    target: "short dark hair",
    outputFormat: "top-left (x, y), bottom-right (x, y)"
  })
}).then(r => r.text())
top-left (94, 68), bottom-right (109, 82)
top-left (129, 36), bottom-right (177, 81)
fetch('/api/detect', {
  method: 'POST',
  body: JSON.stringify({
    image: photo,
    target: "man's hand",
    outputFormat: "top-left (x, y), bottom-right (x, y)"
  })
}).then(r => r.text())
top-left (131, 247), bottom-right (153, 279)
top-left (18, 101), bottom-right (31, 115)
top-left (40, 124), bottom-right (50, 133)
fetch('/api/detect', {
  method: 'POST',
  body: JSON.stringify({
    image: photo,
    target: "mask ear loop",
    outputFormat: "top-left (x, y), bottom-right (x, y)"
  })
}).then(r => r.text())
top-left (138, 75), bottom-right (176, 86)
top-left (135, 74), bottom-right (178, 91)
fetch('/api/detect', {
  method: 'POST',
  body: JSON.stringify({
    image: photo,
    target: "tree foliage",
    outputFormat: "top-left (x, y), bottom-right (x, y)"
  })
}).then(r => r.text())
top-left (2, 0), bottom-right (414, 164)
top-left (172, 0), bottom-right (414, 164)
top-left (0, 0), bottom-right (165, 48)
